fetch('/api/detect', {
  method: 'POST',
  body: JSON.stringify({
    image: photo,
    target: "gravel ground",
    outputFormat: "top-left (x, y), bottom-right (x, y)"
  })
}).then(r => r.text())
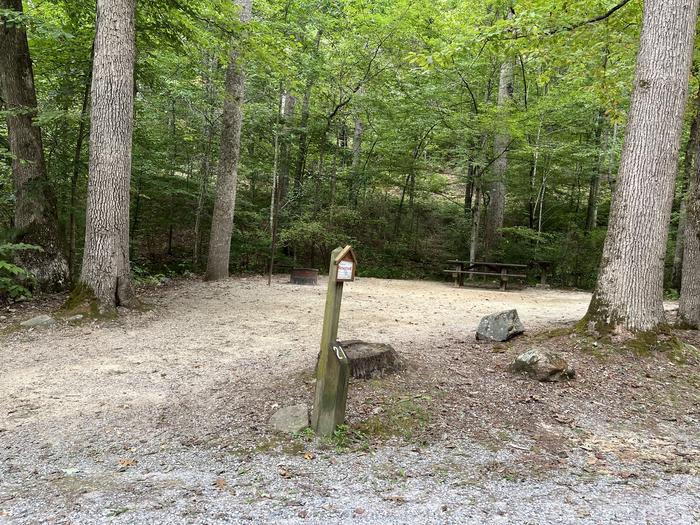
top-left (1, 276), bottom-right (699, 524)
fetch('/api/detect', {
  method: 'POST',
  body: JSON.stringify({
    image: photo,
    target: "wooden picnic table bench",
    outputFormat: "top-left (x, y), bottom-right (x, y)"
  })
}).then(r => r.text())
top-left (444, 260), bottom-right (527, 291)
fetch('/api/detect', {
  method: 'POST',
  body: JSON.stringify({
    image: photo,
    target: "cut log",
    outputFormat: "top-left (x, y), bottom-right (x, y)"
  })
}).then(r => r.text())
top-left (337, 340), bottom-right (404, 379)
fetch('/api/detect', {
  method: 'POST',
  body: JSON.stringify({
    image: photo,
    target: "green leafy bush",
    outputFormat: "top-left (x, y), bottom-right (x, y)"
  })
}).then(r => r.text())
top-left (0, 243), bottom-right (41, 301)
top-left (499, 227), bottom-right (605, 288)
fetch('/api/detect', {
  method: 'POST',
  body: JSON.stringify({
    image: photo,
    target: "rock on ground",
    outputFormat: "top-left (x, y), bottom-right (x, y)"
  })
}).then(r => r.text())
top-left (269, 404), bottom-right (309, 434)
top-left (19, 315), bottom-right (55, 328)
top-left (476, 309), bottom-right (524, 342)
top-left (509, 348), bottom-right (575, 382)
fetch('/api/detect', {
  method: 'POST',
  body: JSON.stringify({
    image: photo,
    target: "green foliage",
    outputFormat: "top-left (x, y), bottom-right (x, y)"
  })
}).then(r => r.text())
top-left (0, 243), bottom-right (41, 301)
top-left (499, 227), bottom-right (605, 288)
top-left (0, 0), bottom-right (674, 293)
top-left (131, 256), bottom-right (195, 286)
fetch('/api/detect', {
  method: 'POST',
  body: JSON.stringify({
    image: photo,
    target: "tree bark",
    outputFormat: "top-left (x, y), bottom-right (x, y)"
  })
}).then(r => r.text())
top-left (585, 119), bottom-right (606, 231)
top-left (464, 162), bottom-right (475, 217)
top-left (293, 30), bottom-right (322, 197)
top-left (679, 168), bottom-right (700, 328)
top-left (294, 82), bottom-right (312, 195)
top-left (193, 53), bottom-right (218, 269)
top-left (469, 184), bottom-right (483, 266)
top-left (0, 0), bottom-right (69, 291)
top-left (68, 46), bottom-right (94, 283)
top-left (679, 92), bottom-right (700, 328)
top-left (267, 88), bottom-right (283, 286)
top-left (483, 49), bottom-right (514, 256)
top-left (205, 0), bottom-right (252, 281)
top-left (672, 98), bottom-right (700, 289)
top-left (193, 122), bottom-right (215, 268)
top-left (277, 91), bottom-right (296, 205)
top-left (672, 196), bottom-right (688, 290)
top-left (79, 0), bottom-right (137, 311)
top-left (584, 0), bottom-right (699, 333)
top-left (349, 116), bottom-right (363, 207)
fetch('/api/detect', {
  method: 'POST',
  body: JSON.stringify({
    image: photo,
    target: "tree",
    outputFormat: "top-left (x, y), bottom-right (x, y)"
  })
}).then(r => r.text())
top-left (79, 0), bottom-right (137, 311)
top-left (483, 8), bottom-right (514, 257)
top-left (679, 161), bottom-right (700, 329)
top-left (679, 92), bottom-right (700, 329)
top-left (205, 0), bottom-right (252, 281)
top-left (585, 116), bottom-right (607, 232)
top-left (0, 0), bottom-right (663, 294)
top-left (672, 98), bottom-right (700, 290)
top-left (0, 0), bottom-right (69, 291)
top-left (349, 115), bottom-right (363, 207)
top-left (583, 0), bottom-right (699, 333)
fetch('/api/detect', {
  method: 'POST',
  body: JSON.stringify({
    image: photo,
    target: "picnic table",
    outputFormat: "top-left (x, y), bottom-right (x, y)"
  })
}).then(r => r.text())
top-left (444, 260), bottom-right (527, 290)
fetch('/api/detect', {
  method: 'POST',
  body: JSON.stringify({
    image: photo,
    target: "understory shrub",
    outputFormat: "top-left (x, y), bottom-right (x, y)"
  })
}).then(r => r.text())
top-left (0, 243), bottom-right (41, 301)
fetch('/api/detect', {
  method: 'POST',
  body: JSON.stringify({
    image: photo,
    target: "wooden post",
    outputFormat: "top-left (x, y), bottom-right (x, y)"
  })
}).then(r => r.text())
top-left (500, 267), bottom-right (508, 291)
top-left (311, 246), bottom-right (356, 436)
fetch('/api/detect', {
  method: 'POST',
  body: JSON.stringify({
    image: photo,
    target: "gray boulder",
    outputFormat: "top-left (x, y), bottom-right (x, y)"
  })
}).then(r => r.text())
top-left (20, 315), bottom-right (55, 328)
top-left (509, 349), bottom-right (575, 382)
top-left (269, 404), bottom-right (309, 434)
top-left (476, 309), bottom-right (524, 342)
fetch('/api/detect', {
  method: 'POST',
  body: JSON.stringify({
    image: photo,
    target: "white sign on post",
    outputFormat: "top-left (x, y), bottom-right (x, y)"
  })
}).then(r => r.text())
top-left (337, 260), bottom-right (354, 281)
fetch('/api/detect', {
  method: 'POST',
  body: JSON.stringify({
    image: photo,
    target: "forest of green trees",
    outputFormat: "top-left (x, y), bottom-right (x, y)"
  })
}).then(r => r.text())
top-left (1, 0), bottom-right (699, 334)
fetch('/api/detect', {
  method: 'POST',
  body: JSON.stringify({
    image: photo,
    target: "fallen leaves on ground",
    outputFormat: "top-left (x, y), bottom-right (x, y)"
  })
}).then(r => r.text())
top-left (213, 477), bottom-right (227, 489)
top-left (117, 458), bottom-right (137, 471)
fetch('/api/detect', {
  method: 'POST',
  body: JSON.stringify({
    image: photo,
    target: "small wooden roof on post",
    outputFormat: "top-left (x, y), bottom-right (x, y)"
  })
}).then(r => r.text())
top-left (334, 245), bottom-right (358, 265)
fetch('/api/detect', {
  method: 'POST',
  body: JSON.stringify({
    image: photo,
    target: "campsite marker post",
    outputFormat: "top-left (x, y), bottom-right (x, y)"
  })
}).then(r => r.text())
top-left (311, 245), bottom-right (357, 436)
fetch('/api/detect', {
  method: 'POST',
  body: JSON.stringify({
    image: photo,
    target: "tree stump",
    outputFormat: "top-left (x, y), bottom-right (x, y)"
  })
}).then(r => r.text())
top-left (337, 340), bottom-right (404, 379)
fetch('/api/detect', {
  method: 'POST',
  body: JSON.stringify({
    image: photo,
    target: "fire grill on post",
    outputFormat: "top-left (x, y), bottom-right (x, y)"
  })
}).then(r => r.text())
top-left (290, 268), bottom-right (319, 285)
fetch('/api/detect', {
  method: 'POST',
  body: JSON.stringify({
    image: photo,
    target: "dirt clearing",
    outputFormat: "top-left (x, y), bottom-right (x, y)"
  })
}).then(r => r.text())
top-left (1, 276), bottom-right (699, 524)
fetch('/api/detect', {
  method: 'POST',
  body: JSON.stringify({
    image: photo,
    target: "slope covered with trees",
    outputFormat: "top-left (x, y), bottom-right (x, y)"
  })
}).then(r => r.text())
top-left (0, 0), bottom-right (698, 326)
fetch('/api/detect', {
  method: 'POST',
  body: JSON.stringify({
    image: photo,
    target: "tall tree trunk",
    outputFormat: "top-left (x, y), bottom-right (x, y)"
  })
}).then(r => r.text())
top-left (294, 83), bottom-right (312, 195)
top-left (464, 161), bottom-right (475, 216)
top-left (469, 181), bottom-right (483, 265)
top-left (679, 168), bottom-right (700, 328)
top-left (193, 53), bottom-right (218, 269)
top-left (277, 91), bottom-right (296, 205)
top-left (605, 123), bottom-right (619, 191)
top-left (527, 162), bottom-right (535, 228)
top-left (314, 137), bottom-right (326, 215)
top-left (394, 172), bottom-right (410, 237)
top-left (0, 0), bottom-right (69, 291)
top-left (79, 0), bottom-right (137, 311)
top-left (267, 88), bottom-right (283, 286)
top-left (349, 116), bottom-right (363, 208)
top-left (679, 91), bottom-right (700, 328)
top-left (329, 129), bottom-right (340, 220)
top-left (672, 97), bottom-right (700, 289)
top-left (205, 0), bottom-right (252, 281)
top-left (68, 52), bottom-right (93, 283)
top-left (483, 50), bottom-right (514, 256)
top-left (673, 194), bottom-right (688, 289)
top-left (193, 125), bottom-right (214, 268)
top-left (585, 118), bottom-right (607, 231)
top-left (584, 0), bottom-right (699, 333)
top-left (293, 30), bottom-right (322, 197)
